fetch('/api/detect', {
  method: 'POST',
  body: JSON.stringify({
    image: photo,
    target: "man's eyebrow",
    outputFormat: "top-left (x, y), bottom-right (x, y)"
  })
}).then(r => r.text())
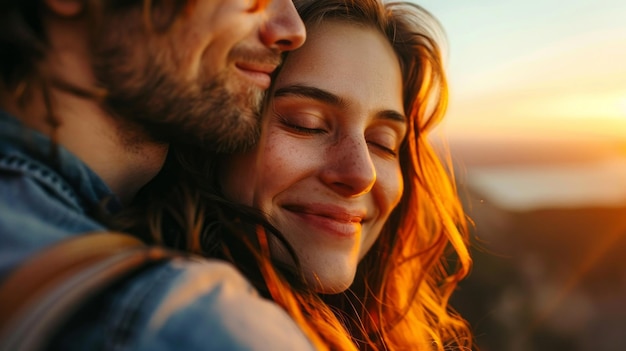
top-left (274, 85), bottom-right (347, 108)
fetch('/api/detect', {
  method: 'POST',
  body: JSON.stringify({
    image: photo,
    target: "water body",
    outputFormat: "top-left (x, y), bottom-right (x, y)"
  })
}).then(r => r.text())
top-left (467, 157), bottom-right (626, 211)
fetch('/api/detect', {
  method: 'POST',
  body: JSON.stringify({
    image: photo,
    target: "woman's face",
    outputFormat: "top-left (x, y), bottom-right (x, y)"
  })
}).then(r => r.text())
top-left (220, 21), bottom-right (406, 293)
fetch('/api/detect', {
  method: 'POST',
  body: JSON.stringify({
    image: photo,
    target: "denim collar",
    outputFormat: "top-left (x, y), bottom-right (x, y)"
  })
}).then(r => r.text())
top-left (0, 109), bottom-right (122, 214)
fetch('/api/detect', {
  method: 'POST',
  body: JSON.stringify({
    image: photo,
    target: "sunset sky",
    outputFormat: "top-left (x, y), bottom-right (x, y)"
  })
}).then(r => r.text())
top-left (416, 0), bottom-right (626, 140)
top-left (413, 0), bottom-right (626, 209)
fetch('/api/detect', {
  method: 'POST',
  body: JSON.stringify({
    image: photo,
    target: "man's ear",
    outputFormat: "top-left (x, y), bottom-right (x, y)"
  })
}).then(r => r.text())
top-left (43, 0), bottom-right (84, 17)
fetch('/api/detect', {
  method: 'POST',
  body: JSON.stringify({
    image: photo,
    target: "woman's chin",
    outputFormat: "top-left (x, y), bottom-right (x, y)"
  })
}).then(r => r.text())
top-left (304, 268), bottom-right (356, 295)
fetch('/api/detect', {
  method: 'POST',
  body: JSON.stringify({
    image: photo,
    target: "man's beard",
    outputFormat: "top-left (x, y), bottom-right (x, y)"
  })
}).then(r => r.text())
top-left (100, 62), bottom-right (264, 152)
top-left (91, 20), bottom-right (274, 152)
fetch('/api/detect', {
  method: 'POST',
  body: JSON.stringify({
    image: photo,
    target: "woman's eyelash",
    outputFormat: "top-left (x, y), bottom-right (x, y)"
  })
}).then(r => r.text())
top-left (277, 114), bottom-right (326, 134)
top-left (289, 124), bottom-right (326, 134)
top-left (276, 113), bottom-right (398, 156)
top-left (369, 142), bottom-right (398, 157)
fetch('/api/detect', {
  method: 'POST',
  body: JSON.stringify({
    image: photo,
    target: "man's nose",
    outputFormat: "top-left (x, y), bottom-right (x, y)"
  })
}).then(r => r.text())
top-left (259, 0), bottom-right (306, 52)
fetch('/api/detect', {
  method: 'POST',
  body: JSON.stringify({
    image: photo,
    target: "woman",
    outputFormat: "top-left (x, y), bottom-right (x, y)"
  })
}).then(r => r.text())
top-left (125, 0), bottom-right (473, 349)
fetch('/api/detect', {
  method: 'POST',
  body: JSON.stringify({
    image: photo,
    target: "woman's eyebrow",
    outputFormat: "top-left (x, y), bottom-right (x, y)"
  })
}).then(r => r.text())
top-left (274, 84), bottom-right (347, 108)
top-left (377, 110), bottom-right (407, 124)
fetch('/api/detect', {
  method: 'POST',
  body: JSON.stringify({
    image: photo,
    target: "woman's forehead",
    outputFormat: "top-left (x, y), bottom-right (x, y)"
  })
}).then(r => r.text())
top-left (275, 21), bottom-right (404, 111)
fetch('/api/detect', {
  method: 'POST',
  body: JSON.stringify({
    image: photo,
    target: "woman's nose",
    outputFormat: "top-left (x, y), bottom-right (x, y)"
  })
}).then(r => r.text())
top-left (319, 135), bottom-right (376, 198)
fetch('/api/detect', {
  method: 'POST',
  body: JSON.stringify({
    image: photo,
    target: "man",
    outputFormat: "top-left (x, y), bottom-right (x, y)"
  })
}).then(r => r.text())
top-left (0, 0), bottom-right (313, 349)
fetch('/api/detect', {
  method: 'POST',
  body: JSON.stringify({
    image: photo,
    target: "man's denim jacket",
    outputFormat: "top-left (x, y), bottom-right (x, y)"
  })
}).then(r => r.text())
top-left (0, 111), bottom-right (314, 351)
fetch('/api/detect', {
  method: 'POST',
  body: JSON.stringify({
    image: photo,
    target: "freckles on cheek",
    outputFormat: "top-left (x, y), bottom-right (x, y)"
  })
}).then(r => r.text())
top-left (262, 134), bottom-right (309, 171)
top-left (260, 149), bottom-right (296, 183)
top-left (257, 139), bottom-right (315, 200)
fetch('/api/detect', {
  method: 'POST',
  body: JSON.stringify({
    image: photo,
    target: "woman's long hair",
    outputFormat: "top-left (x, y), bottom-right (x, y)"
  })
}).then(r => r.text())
top-left (293, 0), bottom-right (473, 349)
top-left (117, 0), bottom-right (473, 350)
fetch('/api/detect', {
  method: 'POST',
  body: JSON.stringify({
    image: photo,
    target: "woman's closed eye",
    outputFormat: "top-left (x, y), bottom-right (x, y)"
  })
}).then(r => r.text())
top-left (276, 112), bottom-right (328, 135)
top-left (367, 130), bottom-right (401, 158)
top-left (369, 141), bottom-right (398, 157)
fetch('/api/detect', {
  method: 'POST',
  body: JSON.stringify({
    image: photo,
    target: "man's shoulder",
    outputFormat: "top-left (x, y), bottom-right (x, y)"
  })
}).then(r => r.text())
top-left (149, 259), bottom-right (316, 350)
top-left (0, 158), bottom-right (107, 278)
top-left (0, 152), bottom-right (106, 233)
top-left (0, 152), bottom-right (84, 212)
top-left (0, 111), bottom-right (119, 223)
top-left (98, 259), bottom-right (316, 351)
top-left (0, 114), bottom-right (114, 270)
top-left (129, 260), bottom-right (312, 350)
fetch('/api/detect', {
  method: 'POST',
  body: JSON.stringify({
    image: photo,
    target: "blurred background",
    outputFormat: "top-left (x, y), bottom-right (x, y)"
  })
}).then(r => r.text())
top-left (415, 1), bottom-right (626, 350)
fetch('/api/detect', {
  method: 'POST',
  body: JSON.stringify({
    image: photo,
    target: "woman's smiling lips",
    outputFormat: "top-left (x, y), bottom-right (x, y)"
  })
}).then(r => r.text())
top-left (283, 204), bottom-right (366, 238)
top-left (235, 62), bottom-right (277, 89)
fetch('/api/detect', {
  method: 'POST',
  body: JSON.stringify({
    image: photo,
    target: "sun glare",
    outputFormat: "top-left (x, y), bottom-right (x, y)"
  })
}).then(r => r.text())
top-left (531, 91), bottom-right (626, 120)
top-left (445, 90), bottom-right (626, 141)
top-left (620, 98), bottom-right (626, 117)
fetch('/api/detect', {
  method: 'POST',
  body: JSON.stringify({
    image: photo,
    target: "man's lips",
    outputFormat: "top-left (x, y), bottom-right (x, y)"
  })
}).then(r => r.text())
top-left (235, 62), bottom-right (278, 89)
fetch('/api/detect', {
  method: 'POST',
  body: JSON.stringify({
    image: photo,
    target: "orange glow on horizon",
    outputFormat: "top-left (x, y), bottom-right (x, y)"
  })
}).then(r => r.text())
top-left (441, 29), bottom-right (626, 141)
top-left (534, 92), bottom-right (626, 120)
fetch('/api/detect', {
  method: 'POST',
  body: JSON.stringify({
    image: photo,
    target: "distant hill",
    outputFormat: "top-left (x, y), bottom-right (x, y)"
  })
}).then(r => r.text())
top-left (452, 184), bottom-right (626, 351)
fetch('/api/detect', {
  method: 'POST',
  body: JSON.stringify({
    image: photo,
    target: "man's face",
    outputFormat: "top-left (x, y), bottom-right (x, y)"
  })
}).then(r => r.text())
top-left (93, 0), bottom-right (306, 151)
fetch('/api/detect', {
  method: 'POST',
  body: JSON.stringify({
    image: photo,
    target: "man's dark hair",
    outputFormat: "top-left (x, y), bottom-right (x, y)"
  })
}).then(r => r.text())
top-left (0, 0), bottom-right (190, 96)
